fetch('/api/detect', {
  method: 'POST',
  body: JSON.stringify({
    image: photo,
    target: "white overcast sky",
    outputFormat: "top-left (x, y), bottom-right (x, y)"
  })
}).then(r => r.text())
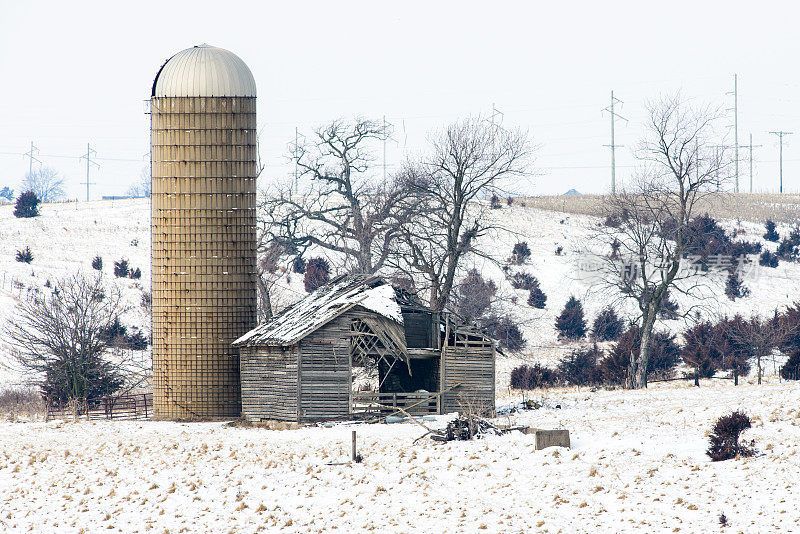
top-left (1, 0), bottom-right (799, 199)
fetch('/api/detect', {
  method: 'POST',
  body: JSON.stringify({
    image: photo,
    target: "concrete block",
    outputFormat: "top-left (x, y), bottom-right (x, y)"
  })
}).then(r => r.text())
top-left (534, 429), bottom-right (570, 450)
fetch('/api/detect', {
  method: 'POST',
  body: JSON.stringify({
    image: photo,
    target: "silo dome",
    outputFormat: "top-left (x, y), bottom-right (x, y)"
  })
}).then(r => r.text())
top-left (151, 44), bottom-right (256, 98)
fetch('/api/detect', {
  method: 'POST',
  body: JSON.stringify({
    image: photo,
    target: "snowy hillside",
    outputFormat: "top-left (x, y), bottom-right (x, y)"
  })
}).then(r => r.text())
top-left (2, 196), bottom-right (800, 386)
top-left (480, 203), bottom-right (800, 366)
top-left (0, 199), bottom-right (150, 387)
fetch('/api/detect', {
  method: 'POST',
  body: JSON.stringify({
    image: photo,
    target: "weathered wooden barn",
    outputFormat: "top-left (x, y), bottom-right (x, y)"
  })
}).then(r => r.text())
top-left (233, 275), bottom-right (495, 422)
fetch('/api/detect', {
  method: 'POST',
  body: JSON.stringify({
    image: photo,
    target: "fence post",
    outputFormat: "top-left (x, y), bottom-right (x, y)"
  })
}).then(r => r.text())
top-left (734, 369), bottom-right (738, 386)
top-left (351, 430), bottom-right (357, 462)
top-left (143, 393), bottom-right (148, 418)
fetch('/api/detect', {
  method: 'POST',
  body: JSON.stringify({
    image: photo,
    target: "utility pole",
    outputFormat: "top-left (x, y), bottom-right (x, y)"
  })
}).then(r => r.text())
top-left (23, 141), bottom-right (40, 178)
top-left (769, 131), bottom-right (793, 193)
top-left (79, 142), bottom-right (98, 202)
top-left (740, 134), bottom-right (762, 193)
top-left (603, 91), bottom-right (627, 194)
top-left (727, 74), bottom-right (740, 192)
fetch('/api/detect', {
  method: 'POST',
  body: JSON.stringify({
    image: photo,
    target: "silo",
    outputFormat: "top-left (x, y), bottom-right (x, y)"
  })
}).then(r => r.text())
top-left (150, 44), bottom-right (257, 419)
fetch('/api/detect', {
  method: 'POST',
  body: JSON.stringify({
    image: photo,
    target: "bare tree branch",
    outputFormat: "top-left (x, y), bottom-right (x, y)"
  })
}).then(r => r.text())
top-left (259, 118), bottom-right (420, 276)
top-left (393, 117), bottom-right (532, 311)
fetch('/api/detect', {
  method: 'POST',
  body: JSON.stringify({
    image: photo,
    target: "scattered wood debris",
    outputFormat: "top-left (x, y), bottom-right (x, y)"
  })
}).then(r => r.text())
top-left (429, 416), bottom-right (527, 442)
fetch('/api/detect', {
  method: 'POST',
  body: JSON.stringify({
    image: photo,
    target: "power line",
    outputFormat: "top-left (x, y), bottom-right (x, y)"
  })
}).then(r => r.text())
top-left (768, 131), bottom-right (793, 193)
top-left (602, 90), bottom-right (627, 194)
top-left (79, 143), bottom-right (99, 202)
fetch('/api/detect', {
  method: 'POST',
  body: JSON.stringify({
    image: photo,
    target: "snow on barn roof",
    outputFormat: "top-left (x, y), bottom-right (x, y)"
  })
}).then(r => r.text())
top-left (233, 275), bottom-right (404, 347)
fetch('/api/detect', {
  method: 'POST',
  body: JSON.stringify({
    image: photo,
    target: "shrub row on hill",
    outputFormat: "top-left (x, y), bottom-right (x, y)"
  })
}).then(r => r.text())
top-left (511, 303), bottom-right (800, 389)
top-left (552, 295), bottom-right (680, 345)
top-left (511, 324), bottom-right (682, 389)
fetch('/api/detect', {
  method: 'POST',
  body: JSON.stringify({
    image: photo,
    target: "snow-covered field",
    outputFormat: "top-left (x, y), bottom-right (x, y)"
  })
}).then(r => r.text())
top-left (1, 378), bottom-right (798, 533)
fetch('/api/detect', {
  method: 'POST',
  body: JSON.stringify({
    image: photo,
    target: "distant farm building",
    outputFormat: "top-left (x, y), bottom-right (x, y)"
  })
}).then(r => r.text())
top-left (234, 275), bottom-right (496, 422)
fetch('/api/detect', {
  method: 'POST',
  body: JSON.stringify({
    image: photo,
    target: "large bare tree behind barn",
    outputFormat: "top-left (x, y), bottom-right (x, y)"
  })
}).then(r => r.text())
top-left (260, 119), bottom-right (417, 275)
top-left (594, 94), bottom-right (728, 389)
top-left (395, 117), bottom-right (531, 311)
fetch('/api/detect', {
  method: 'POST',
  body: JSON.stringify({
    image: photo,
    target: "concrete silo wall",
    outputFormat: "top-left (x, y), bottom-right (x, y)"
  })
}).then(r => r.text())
top-left (150, 96), bottom-right (257, 419)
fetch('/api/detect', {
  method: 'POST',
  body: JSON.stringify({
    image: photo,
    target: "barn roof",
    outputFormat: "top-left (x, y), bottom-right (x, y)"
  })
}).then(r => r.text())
top-left (233, 275), bottom-right (405, 347)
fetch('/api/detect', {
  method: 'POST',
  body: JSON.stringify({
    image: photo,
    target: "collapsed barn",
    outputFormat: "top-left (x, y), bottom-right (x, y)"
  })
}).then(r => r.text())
top-left (233, 275), bottom-right (495, 422)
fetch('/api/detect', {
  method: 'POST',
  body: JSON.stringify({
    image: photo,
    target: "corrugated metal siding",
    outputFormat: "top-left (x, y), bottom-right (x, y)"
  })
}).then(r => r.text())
top-left (240, 346), bottom-right (299, 422)
top-left (153, 45), bottom-right (257, 98)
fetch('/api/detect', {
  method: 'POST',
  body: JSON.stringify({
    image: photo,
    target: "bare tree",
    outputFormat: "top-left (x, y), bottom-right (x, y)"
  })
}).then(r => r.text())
top-left (395, 117), bottom-right (531, 311)
top-left (126, 166), bottom-right (151, 198)
top-left (593, 94), bottom-right (728, 389)
top-left (260, 119), bottom-right (416, 275)
top-left (22, 166), bottom-right (65, 202)
top-left (728, 314), bottom-right (790, 385)
top-left (5, 273), bottom-right (149, 404)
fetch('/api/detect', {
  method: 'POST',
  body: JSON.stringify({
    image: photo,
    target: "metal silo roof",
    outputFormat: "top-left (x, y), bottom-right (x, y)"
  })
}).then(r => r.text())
top-left (152, 44), bottom-right (256, 97)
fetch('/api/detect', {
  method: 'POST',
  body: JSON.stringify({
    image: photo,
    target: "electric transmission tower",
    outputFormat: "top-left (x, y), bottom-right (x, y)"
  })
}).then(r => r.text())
top-left (23, 141), bottom-right (40, 177)
top-left (602, 91), bottom-right (627, 194)
top-left (382, 115), bottom-right (394, 182)
top-left (79, 143), bottom-right (99, 202)
top-left (769, 131), bottom-right (793, 193)
top-left (288, 127), bottom-right (306, 196)
top-left (488, 103), bottom-right (504, 129)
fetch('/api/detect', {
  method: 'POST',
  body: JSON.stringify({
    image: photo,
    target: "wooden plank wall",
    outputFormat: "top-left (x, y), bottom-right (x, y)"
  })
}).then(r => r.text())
top-left (239, 345), bottom-right (299, 421)
top-left (440, 343), bottom-right (496, 416)
top-left (298, 314), bottom-right (352, 421)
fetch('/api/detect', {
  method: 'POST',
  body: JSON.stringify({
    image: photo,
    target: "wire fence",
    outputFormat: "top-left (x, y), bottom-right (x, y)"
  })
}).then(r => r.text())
top-left (0, 271), bottom-right (32, 299)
